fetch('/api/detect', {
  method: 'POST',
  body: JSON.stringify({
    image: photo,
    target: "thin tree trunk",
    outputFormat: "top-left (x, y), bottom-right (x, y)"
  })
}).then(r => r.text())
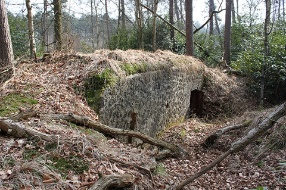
top-left (174, 0), bottom-right (180, 26)
top-left (283, 0), bottom-right (285, 21)
top-left (170, 0), bottom-right (175, 51)
top-left (214, 12), bottom-right (223, 49)
top-left (0, 0), bottom-right (14, 85)
top-left (118, 0), bottom-right (121, 28)
top-left (135, 0), bottom-right (144, 49)
top-left (231, 0), bottom-right (236, 23)
top-left (95, 3), bottom-right (99, 48)
top-left (152, 0), bottom-right (158, 51)
top-left (223, 0), bottom-right (232, 67)
top-left (105, 0), bottom-right (110, 47)
top-left (42, 0), bottom-right (48, 52)
top-left (53, 0), bottom-right (63, 51)
top-left (236, 0), bottom-right (240, 23)
top-left (179, 0), bottom-right (185, 28)
top-left (121, 0), bottom-right (126, 29)
top-left (91, 0), bottom-right (95, 50)
top-left (185, 0), bottom-right (194, 56)
top-left (209, 0), bottom-right (215, 35)
top-left (26, 0), bottom-right (37, 60)
top-left (261, 0), bottom-right (271, 107)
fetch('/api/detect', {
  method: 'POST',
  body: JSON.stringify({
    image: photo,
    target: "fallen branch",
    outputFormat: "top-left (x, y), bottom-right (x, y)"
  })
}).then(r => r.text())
top-left (175, 102), bottom-right (286, 190)
top-left (203, 120), bottom-right (252, 147)
top-left (88, 173), bottom-right (135, 190)
top-left (44, 113), bottom-right (186, 157)
top-left (0, 117), bottom-right (62, 143)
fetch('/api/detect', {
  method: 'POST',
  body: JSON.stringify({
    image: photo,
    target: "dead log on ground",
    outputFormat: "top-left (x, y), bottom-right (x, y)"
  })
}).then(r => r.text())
top-left (203, 120), bottom-right (252, 147)
top-left (44, 113), bottom-right (186, 157)
top-left (88, 173), bottom-right (135, 190)
top-left (175, 102), bottom-right (286, 190)
top-left (0, 117), bottom-right (62, 143)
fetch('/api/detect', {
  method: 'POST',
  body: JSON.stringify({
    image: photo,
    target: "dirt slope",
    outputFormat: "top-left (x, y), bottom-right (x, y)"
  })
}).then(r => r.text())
top-left (0, 51), bottom-right (285, 189)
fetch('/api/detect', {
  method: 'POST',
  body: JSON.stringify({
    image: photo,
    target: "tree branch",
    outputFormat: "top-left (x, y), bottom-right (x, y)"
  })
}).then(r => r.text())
top-left (175, 102), bottom-right (286, 190)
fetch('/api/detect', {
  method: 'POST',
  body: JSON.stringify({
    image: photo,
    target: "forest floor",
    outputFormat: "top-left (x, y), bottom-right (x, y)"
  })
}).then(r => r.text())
top-left (0, 51), bottom-right (285, 190)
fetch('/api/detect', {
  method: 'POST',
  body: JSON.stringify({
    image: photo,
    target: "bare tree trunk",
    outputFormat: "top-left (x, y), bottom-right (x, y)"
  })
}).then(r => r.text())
top-left (185, 0), bottom-right (194, 56)
top-left (95, 3), bottom-right (99, 48)
top-left (42, 0), bottom-right (48, 52)
top-left (26, 0), bottom-right (36, 60)
top-left (117, 0), bottom-right (121, 28)
top-left (170, 0), bottom-right (175, 51)
top-left (53, 0), bottom-right (62, 51)
top-left (179, 0), bottom-right (185, 28)
top-left (283, 0), bottom-right (285, 21)
top-left (223, 0), bottom-right (232, 67)
top-left (231, 0), bottom-right (236, 23)
top-left (209, 0), bottom-right (215, 35)
top-left (135, 0), bottom-right (144, 49)
top-left (121, 0), bottom-right (126, 29)
top-left (152, 0), bottom-right (158, 51)
top-left (261, 0), bottom-right (271, 107)
top-left (91, 0), bottom-right (95, 50)
top-left (174, 0), bottom-right (180, 26)
top-left (214, 13), bottom-right (223, 49)
top-left (236, 0), bottom-right (240, 23)
top-left (0, 0), bottom-right (14, 85)
top-left (105, 0), bottom-right (110, 47)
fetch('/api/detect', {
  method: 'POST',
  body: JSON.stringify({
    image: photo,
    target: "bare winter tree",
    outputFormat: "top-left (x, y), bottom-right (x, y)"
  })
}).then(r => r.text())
top-left (121, 0), bottom-right (126, 29)
top-left (0, 0), bottom-right (14, 84)
top-left (209, 0), bottom-right (215, 35)
top-left (170, 0), bottom-right (175, 51)
top-left (42, 0), bottom-right (48, 52)
top-left (53, 0), bottom-right (63, 51)
top-left (223, 0), bottom-right (232, 66)
top-left (260, 0), bottom-right (271, 106)
top-left (26, 0), bottom-right (37, 60)
top-left (152, 0), bottom-right (159, 51)
top-left (105, 0), bottom-right (110, 47)
top-left (135, 0), bottom-right (144, 49)
top-left (185, 0), bottom-right (194, 55)
top-left (231, 0), bottom-right (236, 23)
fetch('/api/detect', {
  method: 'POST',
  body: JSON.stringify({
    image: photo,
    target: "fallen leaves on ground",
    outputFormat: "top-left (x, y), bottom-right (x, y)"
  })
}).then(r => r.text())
top-left (0, 51), bottom-right (285, 189)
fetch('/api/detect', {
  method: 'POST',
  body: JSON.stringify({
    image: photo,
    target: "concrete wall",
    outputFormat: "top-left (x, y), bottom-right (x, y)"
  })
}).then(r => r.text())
top-left (98, 67), bottom-right (205, 137)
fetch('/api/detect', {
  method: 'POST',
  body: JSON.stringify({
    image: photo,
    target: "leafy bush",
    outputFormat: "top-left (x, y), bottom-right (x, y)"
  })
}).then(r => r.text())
top-left (8, 12), bottom-right (29, 58)
top-left (231, 23), bottom-right (286, 104)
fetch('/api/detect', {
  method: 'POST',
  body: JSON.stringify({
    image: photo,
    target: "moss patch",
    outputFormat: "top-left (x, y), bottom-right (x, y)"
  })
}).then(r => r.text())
top-left (0, 93), bottom-right (38, 117)
top-left (154, 163), bottom-right (167, 176)
top-left (23, 149), bottom-right (40, 160)
top-left (84, 69), bottom-right (118, 113)
top-left (48, 155), bottom-right (88, 177)
top-left (120, 62), bottom-right (148, 75)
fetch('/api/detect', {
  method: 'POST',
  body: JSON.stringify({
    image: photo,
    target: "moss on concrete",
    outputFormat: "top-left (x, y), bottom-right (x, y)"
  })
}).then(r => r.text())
top-left (120, 62), bottom-right (148, 75)
top-left (84, 69), bottom-right (118, 114)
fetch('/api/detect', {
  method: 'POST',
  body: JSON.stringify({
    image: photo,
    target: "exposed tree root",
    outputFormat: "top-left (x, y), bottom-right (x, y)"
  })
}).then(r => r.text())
top-left (175, 102), bottom-right (286, 190)
top-left (88, 173), bottom-right (135, 190)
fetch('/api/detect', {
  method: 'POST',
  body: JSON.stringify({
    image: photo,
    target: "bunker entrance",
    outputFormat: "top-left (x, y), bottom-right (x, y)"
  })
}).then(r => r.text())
top-left (189, 89), bottom-right (204, 117)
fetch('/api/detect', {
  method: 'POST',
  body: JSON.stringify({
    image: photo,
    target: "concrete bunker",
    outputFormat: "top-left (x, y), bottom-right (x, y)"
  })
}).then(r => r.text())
top-left (84, 50), bottom-right (206, 138)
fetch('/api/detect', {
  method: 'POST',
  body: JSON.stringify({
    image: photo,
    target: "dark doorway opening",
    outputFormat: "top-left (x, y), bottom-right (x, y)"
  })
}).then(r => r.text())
top-left (189, 89), bottom-right (204, 117)
top-left (128, 112), bottom-right (137, 143)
